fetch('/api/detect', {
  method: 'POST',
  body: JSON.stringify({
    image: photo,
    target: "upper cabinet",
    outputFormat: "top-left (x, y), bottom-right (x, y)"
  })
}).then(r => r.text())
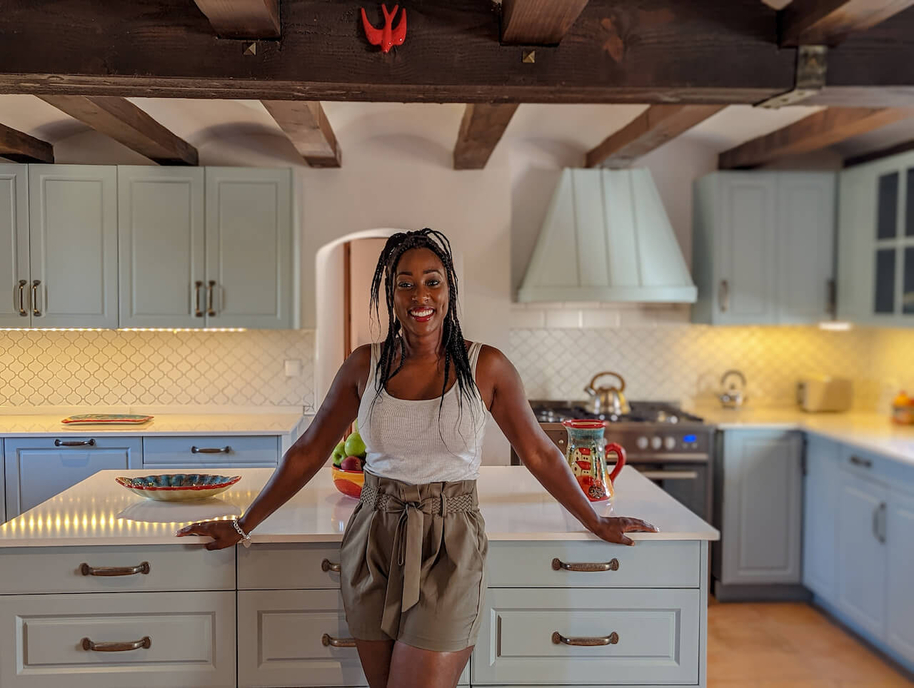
top-left (0, 165), bottom-right (29, 328)
top-left (838, 152), bottom-right (914, 327)
top-left (692, 171), bottom-right (835, 325)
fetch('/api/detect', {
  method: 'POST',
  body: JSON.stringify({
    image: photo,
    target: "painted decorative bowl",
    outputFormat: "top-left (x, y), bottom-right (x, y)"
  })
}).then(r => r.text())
top-left (331, 466), bottom-right (364, 499)
top-left (116, 474), bottom-right (242, 502)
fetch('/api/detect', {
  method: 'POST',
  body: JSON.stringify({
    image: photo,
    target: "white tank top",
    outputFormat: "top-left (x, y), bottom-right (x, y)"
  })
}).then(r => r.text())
top-left (356, 341), bottom-right (488, 484)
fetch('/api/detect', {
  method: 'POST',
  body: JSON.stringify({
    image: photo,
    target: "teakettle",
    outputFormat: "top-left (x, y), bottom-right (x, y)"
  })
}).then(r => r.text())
top-left (562, 419), bottom-right (627, 502)
top-left (583, 371), bottom-right (630, 416)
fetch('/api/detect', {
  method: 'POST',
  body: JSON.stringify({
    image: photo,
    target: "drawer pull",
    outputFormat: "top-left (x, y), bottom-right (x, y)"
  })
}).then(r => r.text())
top-left (55, 439), bottom-right (96, 448)
top-left (191, 445), bottom-right (231, 454)
top-left (322, 633), bottom-right (357, 648)
top-left (321, 559), bottom-right (341, 573)
top-left (552, 631), bottom-right (619, 647)
top-left (80, 561), bottom-right (150, 577)
top-left (849, 455), bottom-right (873, 469)
top-left (552, 557), bottom-right (619, 572)
top-left (81, 636), bottom-right (151, 652)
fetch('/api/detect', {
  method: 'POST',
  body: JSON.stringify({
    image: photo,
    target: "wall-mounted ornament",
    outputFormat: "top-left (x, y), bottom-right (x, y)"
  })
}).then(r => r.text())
top-left (361, 4), bottom-right (407, 53)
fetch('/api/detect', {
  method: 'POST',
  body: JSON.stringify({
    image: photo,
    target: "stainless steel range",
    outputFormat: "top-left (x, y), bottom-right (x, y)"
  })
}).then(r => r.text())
top-left (512, 400), bottom-right (715, 522)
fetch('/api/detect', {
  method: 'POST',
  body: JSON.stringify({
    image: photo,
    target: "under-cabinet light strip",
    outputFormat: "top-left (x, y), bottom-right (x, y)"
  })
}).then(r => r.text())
top-left (0, 327), bottom-right (247, 332)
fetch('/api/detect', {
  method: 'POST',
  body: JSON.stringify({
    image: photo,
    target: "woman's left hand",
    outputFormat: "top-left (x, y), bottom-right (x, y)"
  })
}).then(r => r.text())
top-left (590, 515), bottom-right (659, 546)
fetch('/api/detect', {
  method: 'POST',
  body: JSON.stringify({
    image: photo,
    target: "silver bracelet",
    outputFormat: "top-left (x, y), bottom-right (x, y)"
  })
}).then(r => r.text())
top-left (232, 518), bottom-right (252, 548)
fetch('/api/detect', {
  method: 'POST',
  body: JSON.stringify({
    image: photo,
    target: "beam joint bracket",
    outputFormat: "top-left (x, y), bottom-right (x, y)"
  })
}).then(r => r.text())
top-left (757, 45), bottom-right (827, 109)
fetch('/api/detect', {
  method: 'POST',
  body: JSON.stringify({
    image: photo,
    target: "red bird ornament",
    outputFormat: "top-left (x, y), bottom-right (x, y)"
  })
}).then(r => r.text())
top-left (361, 4), bottom-right (407, 53)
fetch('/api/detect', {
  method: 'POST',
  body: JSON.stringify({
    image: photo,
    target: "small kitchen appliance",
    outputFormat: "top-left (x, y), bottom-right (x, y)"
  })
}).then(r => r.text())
top-left (562, 419), bottom-right (626, 502)
top-left (796, 376), bottom-right (853, 412)
top-left (583, 371), bottom-right (630, 416)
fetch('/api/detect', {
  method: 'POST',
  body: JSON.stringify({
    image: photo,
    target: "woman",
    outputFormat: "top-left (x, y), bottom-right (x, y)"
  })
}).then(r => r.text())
top-left (177, 228), bottom-right (657, 688)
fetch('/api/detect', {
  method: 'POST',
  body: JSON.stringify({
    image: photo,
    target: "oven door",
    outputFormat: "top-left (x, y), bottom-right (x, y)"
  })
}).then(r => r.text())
top-left (632, 463), bottom-right (711, 522)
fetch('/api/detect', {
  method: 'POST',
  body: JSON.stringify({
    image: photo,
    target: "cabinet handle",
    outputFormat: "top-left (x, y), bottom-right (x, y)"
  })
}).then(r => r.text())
top-left (719, 279), bottom-right (729, 313)
top-left (552, 558), bottom-right (619, 572)
top-left (849, 455), bottom-right (872, 469)
top-left (207, 280), bottom-right (216, 317)
top-left (321, 634), bottom-right (356, 648)
top-left (552, 631), bottom-right (619, 646)
top-left (191, 445), bottom-right (231, 454)
top-left (31, 279), bottom-right (41, 316)
top-left (321, 559), bottom-right (341, 573)
top-left (81, 636), bottom-right (151, 652)
top-left (194, 280), bottom-right (204, 317)
top-left (827, 278), bottom-right (837, 316)
top-left (878, 502), bottom-right (887, 544)
top-left (16, 279), bottom-right (28, 317)
top-left (55, 439), bottom-right (96, 447)
top-left (80, 561), bottom-right (150, 577)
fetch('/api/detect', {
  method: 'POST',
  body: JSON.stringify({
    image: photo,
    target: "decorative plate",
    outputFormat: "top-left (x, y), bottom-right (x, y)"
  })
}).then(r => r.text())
top-left (63, 414), bottom-right (153, 425)
top-left (116, 474), bottom-right (241, 502)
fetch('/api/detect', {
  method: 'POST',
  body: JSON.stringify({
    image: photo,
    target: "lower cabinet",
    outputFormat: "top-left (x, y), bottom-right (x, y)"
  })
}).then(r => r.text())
top-left (802, 436), bottom-right (840, 603)
top-left (886, 489), bottom-right (914, 662)
top-left (143, 435), bottom-right (280, 469)
top-left (0, 438), bottom-right (5, 524)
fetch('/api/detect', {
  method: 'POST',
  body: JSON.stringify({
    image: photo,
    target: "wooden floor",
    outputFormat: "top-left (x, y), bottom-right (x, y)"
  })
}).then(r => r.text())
top-left (708, 600), bottom-right (914, 687)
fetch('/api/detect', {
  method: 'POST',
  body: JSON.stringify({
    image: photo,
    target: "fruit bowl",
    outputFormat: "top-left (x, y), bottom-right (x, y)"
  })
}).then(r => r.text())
top-left (331, 466), bottom-right (364, 499)
top-left (115, 474), bottom-right (241, 502)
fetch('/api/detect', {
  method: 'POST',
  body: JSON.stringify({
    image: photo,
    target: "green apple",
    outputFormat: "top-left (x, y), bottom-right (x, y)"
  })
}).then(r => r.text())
top-left (344, 432), bottom-right (366, 458)
top-left (331, 441), bottom-right (346, 467)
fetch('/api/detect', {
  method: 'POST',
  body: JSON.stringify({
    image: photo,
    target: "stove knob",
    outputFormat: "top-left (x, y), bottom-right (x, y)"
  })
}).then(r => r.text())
top-left (636, 436), bottom-right (649, 450)
top-left (650, 436), bottom-right (663, 450)
top-left (665, 437), bottom-right (677, 450)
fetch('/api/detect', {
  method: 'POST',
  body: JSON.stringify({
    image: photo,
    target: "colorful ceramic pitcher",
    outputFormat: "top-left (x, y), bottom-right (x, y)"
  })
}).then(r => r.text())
top-left (562, 419), bottom-right (627, 502)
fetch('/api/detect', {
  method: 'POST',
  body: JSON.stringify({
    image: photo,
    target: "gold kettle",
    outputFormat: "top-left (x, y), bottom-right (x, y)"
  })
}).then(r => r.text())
top-left (584, 372), bottom-right (630, 416)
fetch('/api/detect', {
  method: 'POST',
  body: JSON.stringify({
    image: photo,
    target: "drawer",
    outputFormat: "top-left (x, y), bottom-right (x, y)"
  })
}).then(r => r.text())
top-left (838, 443), bottom-right (914, 494)
top-left (487, 540), bottom-right (701, 588)
top-left (474, 588), bottom-right (700, 685)
top-left (0, 545), bottom-right (235, 594)
top-left (238, 543), bottom-right (343, 590)
top-left (143, 435), bottom-right (279, 467)
top-left (0, 591), bottom-right (235, 688)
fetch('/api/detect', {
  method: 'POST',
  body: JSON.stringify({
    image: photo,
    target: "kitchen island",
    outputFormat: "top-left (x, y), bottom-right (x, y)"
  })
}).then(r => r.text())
top-left (0, 465), bottom-right (718, 688)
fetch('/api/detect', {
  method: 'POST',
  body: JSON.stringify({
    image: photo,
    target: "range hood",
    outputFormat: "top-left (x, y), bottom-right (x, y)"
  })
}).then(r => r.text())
top-left (518, 168), bottom-right (697, 303)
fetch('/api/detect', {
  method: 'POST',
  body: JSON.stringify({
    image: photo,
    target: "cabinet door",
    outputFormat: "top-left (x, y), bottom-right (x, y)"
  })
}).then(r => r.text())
top-left (0, 165), bottom-right (30, 327)
top-left (715, 174), bottom-right (778, 324)
top-left (836, 469), bottom-right (888, 638)
top-left (0, 439), bottom-right (4, 524)
top-left (721, 430), bottom-right (803, 584)
top-left (776, 173), bottom-right (836, 324)
top-left (205, 168), bottom-right (292, 329)
top-left (4, 437), bottom-right (142, 519)
top-left (837, 166), bottom-right (875, 322)
top-left (887, 489), bottom-right (914, 664)
top-left (118, 166), bottom-right (205, 328)
top-left (28, 165), bottom-right (118, 328)
top-left (803, 436), bottom-right (839, 602)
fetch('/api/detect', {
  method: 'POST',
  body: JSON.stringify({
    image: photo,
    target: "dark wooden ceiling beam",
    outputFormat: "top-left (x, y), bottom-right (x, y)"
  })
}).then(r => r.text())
top-left (0, 123), bottom-right (53, 163)
top-left (501, 0), bottom-right (590, 44)
top-left (261, 100), bottom-right (341, 167)
top-left (845, 138), bottom-right (914, 166)
top-left (38, 96), bottom-right (198, 166)
top-left (780, 0), bottom-right (914, 46)
top-left (719, 107), bottom-right (914, 169)
top-left (192, 0), bottom-right (280, 39)
top-left (585, 105), bottom-right (725, 168)
top-left (453, 104), bottom-right (519, 170)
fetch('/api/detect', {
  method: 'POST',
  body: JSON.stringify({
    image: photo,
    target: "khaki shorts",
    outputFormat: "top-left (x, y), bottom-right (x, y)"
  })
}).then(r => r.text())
top-left (340, 470), bottom-right (488, 652)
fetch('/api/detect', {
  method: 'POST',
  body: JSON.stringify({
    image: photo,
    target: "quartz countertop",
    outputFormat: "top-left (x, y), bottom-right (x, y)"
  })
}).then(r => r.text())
top-left (0, 466), bottom-right (719, 547)
top-left (692, 405), bottom-right (914, 467)
top-left (0, 412), bottom-right (307, 437)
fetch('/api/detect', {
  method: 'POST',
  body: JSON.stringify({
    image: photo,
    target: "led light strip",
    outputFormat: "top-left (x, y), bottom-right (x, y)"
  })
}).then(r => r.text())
top-left (0, 327), bottom-right (247, 332)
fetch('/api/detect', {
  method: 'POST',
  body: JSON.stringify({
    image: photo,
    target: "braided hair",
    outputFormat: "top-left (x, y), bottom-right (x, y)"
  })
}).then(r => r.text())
top-left (368, 228), bottom-right (479, 419)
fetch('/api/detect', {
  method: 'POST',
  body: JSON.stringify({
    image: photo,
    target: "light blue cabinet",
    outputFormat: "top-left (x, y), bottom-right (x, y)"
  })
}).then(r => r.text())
top-left (28, 165), bottom-right (118, 329)
top-left (692, 171), bottom-right (835, 325)
top-left (0, 439), bottom-right (4, 524)
top-left (205, 168), bottom-right (293, 329)
top-left (719, 429), bottom-right (803, 586)
top-left (4, 437), bottom-right (142, 519)
top-left (886, 488), bottom-right (914, 663)
top-left (802, 436), bottom-right (839, 604)
top-left (0, 166), bottom-right (30, 328)
top-left (118, 166), bottom-right (206, 328)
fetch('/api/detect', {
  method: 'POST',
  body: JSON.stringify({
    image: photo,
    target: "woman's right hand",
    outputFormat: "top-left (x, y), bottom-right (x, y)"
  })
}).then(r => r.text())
top-left (176, 520), bottom-right (243, 550)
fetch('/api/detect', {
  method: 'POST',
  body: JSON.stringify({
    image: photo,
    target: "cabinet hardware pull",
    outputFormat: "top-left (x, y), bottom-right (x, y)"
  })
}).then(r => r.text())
top-left (194, 280), bottom-right (204, 317)
top-left (81, 636), bottom-right (151, 652)
top-left (552, 631), bottom-right (619, 646)
top-left (849, 455), bottom-right (872, 469)
top-left (827, 278), bottom-right (837, 316)
top-left (31, 279), bottom-right (41, 316)
top-left (55, 439), bottom-right (96, 447)
top-left (80, 561), bottom-right (150, 577)
top-left (322, 633), bottom-right (356, 648)
top-left (321, 559), bottom-right (341, 573)
top-left (719, 279), bottom-right (729, 313)
top-left (207, 280), bottom-right (216, 316)
top-left (16, 279), bottom-right (27, 316)
top-left (639, 470), bottom-right (699, 481)
top-left (878, 502), bottom-right (887, 544)
top-left (191, 445), bottom-right (231, 454)
top-left (872, 505), bottom-right (882, 543)
top-left (552, 558), bottom-right (619, 572)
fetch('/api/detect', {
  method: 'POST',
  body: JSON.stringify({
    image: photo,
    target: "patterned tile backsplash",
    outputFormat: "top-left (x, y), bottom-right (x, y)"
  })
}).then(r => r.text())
top-left (0, 330), bottom-right (315, 410)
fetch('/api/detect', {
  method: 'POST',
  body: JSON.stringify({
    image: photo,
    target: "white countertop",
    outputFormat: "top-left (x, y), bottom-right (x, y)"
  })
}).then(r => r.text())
top-left (0, 466), bottom-right (719, 547)
top-left (693, 405), bottom-right (914, 467)
top-left (0, 413), bottom-right (306, 437)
